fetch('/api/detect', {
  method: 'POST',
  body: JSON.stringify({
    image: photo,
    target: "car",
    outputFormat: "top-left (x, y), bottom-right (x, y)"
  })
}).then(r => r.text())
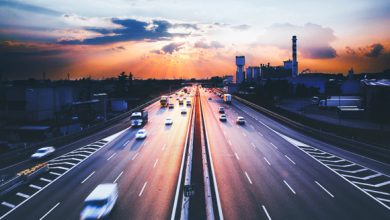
top-left (208, 97), bottom-right (212, 100)
top-left (186, 100), bottom-right (191, 106)
top-left (80, 183), bottom-right (118, 220)
top-left (179, 99), bottom-right (184, 105)
top-left (183, 97), bottom-right (187, 100)
top-left (135, 129), bottom-right (147, 139)
top-left (219, 114), bottom-right (227, 122)
top-left (181, 107), bottom-right (187, 114)
top-left (236, 116), bottom-right (245, 125)
top-left (165, 117), bottom-right (173, 125)
top-left (169, 103), bottom-right (174, 109)
top-left (31, 146), bottom-right (55, 160)
top-left (218, 107), bottom-right (225, 114)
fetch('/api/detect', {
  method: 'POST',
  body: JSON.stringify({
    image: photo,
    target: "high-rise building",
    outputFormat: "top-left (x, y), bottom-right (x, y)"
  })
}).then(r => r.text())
top-left (292, 36), bottom-right (298, 77)
top-left (236, 56), bottom-right (245, 83)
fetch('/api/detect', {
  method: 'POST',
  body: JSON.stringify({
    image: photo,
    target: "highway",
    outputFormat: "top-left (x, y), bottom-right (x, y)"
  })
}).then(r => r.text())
top-left (1, 86), bottom-right (390, 220)
top-left (200, 88), bottom-right (390, 220)
top-left (0, 93), bottom-right (194, 220)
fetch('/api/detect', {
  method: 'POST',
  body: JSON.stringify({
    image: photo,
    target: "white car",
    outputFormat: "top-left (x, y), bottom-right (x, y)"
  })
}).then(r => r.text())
top-left (31, 146), bottom-right (55, 159)
top-left (165, 117), bottom-right (173, 125)
top-left (80, 183), bottom-right (118, 220)
top-left (219, 114), bottom-right (227, 122)
top-left (136, 129), bottom-right (147, 139)
top-left (236, 116), bottom-right (246, 125)
top-left (180, 107), bottom-right (187, 114)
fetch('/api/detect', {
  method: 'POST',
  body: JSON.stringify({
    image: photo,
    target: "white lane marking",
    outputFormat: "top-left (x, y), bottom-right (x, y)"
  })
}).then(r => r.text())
top-left (143, 140), bottom-right (149, 146)
top-left (377, 198), bottom-right (390, 203)
top-left (270, 143), bottom-right (278, 150)
top-left (113, 171), bottom-right (124, 183)
top-left (264, 157), bottom-right (271, 166)
top-left (234, 152), bottom-right (240, 160)
top-left (352, 180), bottom-right (390, 188)
top-left (153, 159), bottom-right (159, 168)
top-left (29, 184), bottom-right (42, 190)
top-left (262, 205), bottom-right (272, 220)
top-left (49, 166), bottom-right (69, 171)
top-left (81, 171), bottom-right (95, 184)
top-left (123, 140), bottom-right (130, 146)
top-left (40, 178), bottom-right (52, 183)
top-left (49, 172), bottom-right (61, 176)
top-left (333, 168), bottom-right (367, 173)
top-left (139, 182), bottom-right (148, 197)
top-left (245, 171), bottom-right (253, 184)
top-left (363, 189), bottom-right (390, 196)
top-left (1, 202), bottom-right (15, 209)
top-left (251, 142), bottom-right (256, 149)
top-left (285, 155), bottom-right (296, 165)
top-left (228, 140), bottom-right (232, 146)
top-left (16, 192), bottom-right (30, 199)
top-left (242, 132), bottom-right (247, 137)
top-left (258, 131), bottom-right (263, 137)
top-left (107, 153), bottom-right (116, 161)
top-left (315, 181), bottom-right (334, 198)
top-left (342, 173), bottom-right (381, 180)
top-left (250, 125), bottom-right (255, 129)
top-left (132, 153), bottom-right (139, 161)
top-left (162, 144), bottom-right (167, 151)
top-left (283, 180), bottom-right (296, 194)
top-left (39, 202), bottom-right (60, 220)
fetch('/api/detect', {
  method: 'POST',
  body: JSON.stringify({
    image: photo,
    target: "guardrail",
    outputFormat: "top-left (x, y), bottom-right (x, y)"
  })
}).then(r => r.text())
top-left (0, 96), bottom-right (162, 168)
top-left (233, 95), bottom-right (390, 162)
top-left (0, 163), bottom-right (49, 196)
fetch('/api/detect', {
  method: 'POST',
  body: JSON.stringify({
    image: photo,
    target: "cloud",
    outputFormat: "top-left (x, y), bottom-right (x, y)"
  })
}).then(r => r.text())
top-left (231, 24), bottom-right (251, 31)
top-left (365, 43), bottom-right (384, 58)
top-left (59, 18), bottom-right (192, 45)
top-left (0, 0), bottom-right (61, 16)
top-left (261, 23), bottom-right (337, 59)
top-left (194, 40), bottom-right (224, 49)
top-left (151, 42), bottom-right (185, 54)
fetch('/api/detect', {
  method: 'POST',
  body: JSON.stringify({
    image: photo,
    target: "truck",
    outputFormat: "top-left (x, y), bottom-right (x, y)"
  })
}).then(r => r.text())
top-left (130, 110), bottom-right (148, 126)
top-left (223, 94), bottom-right (232, 104)
top-left (319, 96), bottom-right (361, 109)
top-left (160, 96), bottom-right (169, 107)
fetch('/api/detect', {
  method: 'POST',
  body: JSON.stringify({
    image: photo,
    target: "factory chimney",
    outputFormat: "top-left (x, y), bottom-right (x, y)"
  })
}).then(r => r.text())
top-left (292, 35), bottom-right (298, 77)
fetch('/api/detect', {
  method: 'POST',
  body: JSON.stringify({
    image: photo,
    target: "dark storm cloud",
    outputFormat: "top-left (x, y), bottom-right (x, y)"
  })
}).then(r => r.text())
top-left (365, 43), bottom-right (384, 58)
top-left (59, 18), bottom-right (191, 45)
top-left (0, 0), bottom-right (61, 16)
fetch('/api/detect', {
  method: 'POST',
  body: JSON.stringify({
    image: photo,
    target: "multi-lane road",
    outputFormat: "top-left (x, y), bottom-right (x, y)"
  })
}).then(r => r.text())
top-left (0, 86), bottom-right (389, 220)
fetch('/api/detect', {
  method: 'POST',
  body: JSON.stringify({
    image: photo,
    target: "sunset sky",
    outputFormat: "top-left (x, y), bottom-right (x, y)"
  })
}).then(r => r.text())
top-left (0, 0), bottom-right (389, 80)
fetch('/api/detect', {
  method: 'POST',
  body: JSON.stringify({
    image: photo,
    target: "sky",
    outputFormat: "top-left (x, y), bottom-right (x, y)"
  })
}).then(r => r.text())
top-left (0, 0), bottom-right (389, 80)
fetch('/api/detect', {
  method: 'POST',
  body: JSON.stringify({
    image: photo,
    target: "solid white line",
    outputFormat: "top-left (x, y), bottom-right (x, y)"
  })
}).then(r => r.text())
top-left (234, 152), bottom-right (240, 160)
top-left (262, 205), bottom-right (272, 220)
top-left (264, 157), bottom-right (271, 166)
top-left (283, 180), bottom-right (296, 194)
top-left (270, 143), bottom-right (278, 149)
top-left (29, 184), bottom-right (42, 190)
top-left (113, 171), bottom-right (123, 183)
top-left (132, 153), bottom-right (139, 161)
top-left (49, 172), bottom-right (61, 176)
top-left (1, 202), bottom-right (15, 209)
top-left (251, 142), bottom-right (256, 149)
top-left (16, 192), bottom-right (30, 199)
top-left (153, 159), bottom-right (159, 168)
top-left (81, 171), bottom-right (95, 184)
top-left (363, 189), bottom-right (390, 196)
top-left (107, 153), bottom-right (116, 161)
top-left (123, 140), bottom-right (130, 146)
top-left (162, 144), bottom-right (167, 151)
top-left (245, 171), bottom-right (253, 184)
top-left (258, 131), bottom-right (263, 136)
top-left (285, 155), bottom-right (296, 165)
top-left (242, 132), bottom-right (247, 137)
top-left (315, 181), bottom-right (334, 198)
top-left (39, 202), bottom-right (60, 220)
top-left (40, 178), bottom-right (52, 183)
top-left (342, 173), bottom-right (381, 180)
top-left (139, 182), bottom-right (148, 197)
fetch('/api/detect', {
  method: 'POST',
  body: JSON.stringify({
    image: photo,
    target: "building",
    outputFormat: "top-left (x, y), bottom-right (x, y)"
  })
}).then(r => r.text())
top-left (223, 75), bottom-right (234, 85)
top-left (246, 66), bottom-right (260, 81)
top-left (236, 56), bottom-right (245, 84)
top-left (284, 59), bottom-right (292, 70)
top-left (245, 67), bottom-right (253, 81)
top-left (361, 79), bottom-right (390, 122)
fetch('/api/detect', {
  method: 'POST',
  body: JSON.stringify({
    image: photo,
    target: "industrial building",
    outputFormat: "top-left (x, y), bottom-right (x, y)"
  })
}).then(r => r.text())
top-left (235, 56), bottom-right (245, 83)
top-left (246, 66), bottom-right (261, 81)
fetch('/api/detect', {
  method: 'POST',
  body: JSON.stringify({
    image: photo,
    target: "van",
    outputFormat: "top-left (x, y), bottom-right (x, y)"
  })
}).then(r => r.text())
top-left (80, 183), bottom-right (118, 220)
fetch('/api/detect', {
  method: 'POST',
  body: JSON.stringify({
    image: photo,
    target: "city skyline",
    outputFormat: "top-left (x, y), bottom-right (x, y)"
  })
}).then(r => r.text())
top-left (1, 0), bottom-right (390, 80)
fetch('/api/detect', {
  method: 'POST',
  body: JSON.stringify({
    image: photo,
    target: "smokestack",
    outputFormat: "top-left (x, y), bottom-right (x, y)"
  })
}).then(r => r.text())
top-left (292, 35), bottom-right (298, 77)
